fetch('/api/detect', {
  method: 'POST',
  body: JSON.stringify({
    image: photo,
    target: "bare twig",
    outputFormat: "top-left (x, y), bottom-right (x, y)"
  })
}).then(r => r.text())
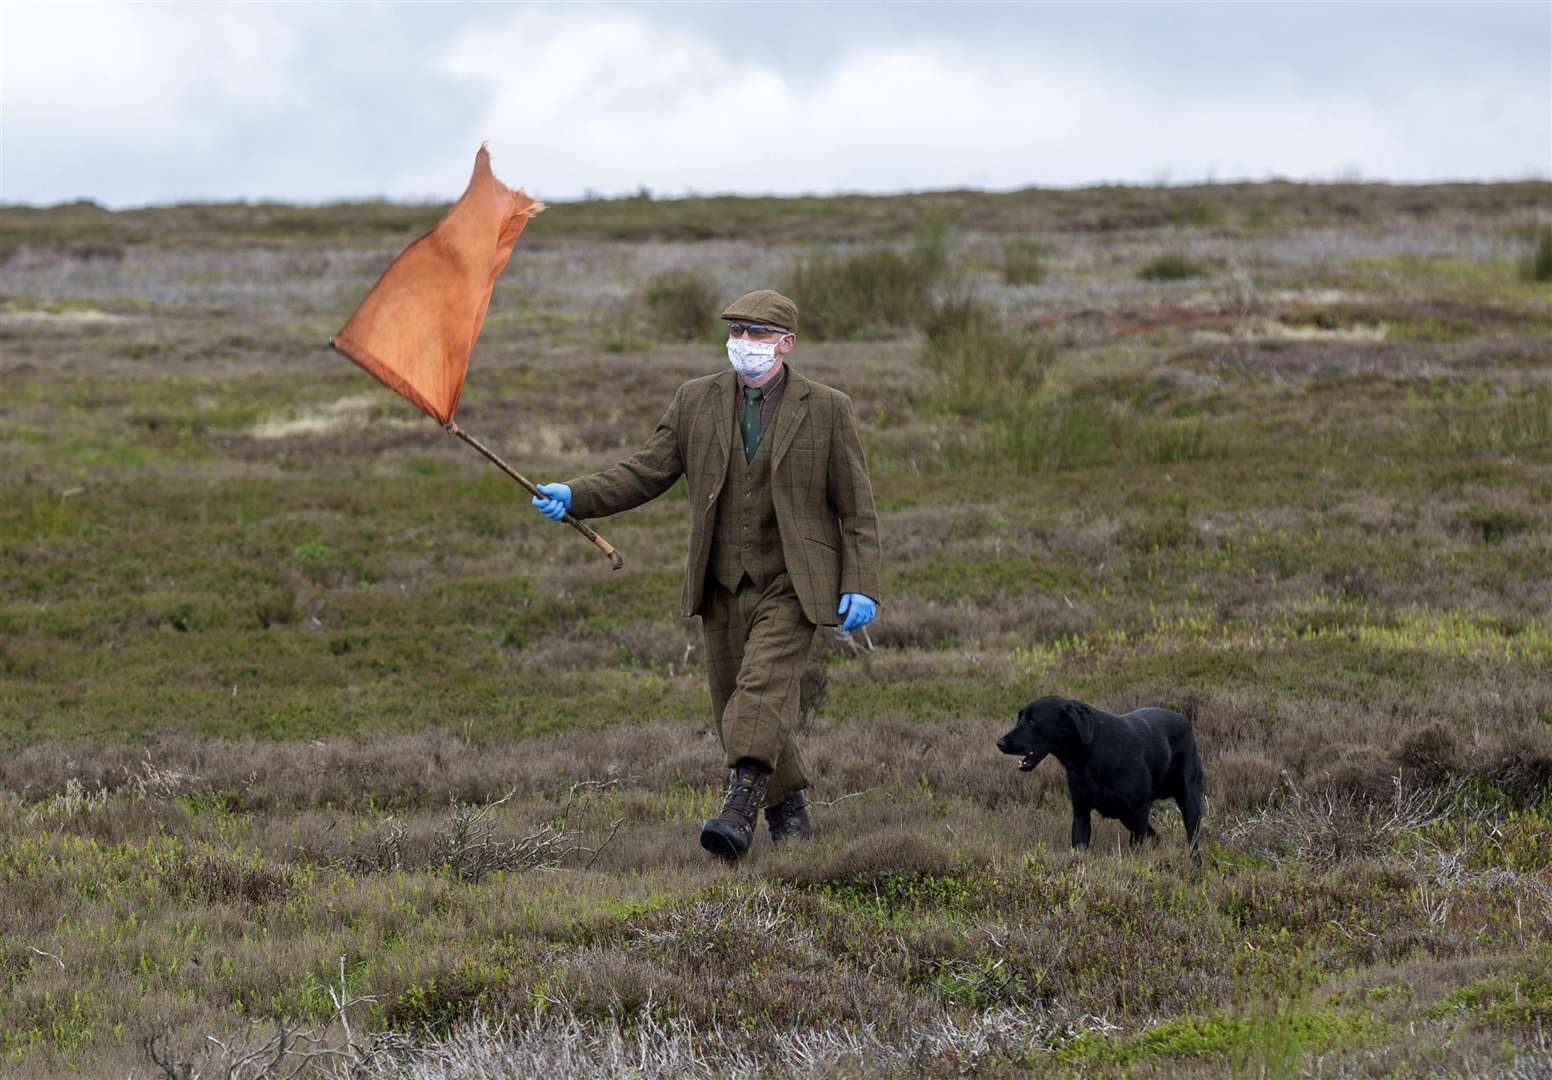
top-left (29, 946), bottom-right (65, 971)
top-left (583, 818), bottom-right (625, 870)
top-left (812, 786), bottom-right (896, 808)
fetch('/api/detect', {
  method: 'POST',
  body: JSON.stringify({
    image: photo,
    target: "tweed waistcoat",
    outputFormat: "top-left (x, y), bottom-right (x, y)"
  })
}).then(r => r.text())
top-left (709, 390), bottom-right (786, 592)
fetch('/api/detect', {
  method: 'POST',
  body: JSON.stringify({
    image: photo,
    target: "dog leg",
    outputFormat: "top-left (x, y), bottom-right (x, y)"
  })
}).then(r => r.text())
top-left (1071, 810), bottom-right (1091, 850)
top-left (1177, 789), bottom-right (1203, 865)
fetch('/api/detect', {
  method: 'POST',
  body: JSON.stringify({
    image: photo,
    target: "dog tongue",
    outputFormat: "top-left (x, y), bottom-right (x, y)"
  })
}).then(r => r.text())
top-left (1018, 753), bottom-right (1038, 772)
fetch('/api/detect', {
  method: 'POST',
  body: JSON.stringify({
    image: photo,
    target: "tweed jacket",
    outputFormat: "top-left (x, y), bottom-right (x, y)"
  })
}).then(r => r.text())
top-left (566, 367), bottom-right (882, 625)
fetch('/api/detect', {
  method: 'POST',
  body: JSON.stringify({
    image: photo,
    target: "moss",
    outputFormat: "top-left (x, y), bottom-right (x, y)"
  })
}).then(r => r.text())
top-left (1053, 1002), bottom-right (1381, 1066)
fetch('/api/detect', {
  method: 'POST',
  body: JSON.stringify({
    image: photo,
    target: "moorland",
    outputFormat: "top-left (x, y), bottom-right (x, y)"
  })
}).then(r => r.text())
top-left (1, 179), bottom-right (1550, 1077)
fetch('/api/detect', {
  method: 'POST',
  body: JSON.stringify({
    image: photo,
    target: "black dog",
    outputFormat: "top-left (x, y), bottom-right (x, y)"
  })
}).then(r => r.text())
top-left (997, 696), bottom-right (1203, 861)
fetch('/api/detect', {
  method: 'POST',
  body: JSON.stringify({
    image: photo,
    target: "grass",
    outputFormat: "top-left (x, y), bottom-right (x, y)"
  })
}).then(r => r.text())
top-left (1001, 236), bottom-right (1047, 285)
top-left (640, 268), bottom-right (722, 343)
top-left (785, 228), bottom-right (949, 339)
top-left (1521, 227), bottom-right (1552, 283)
top-left (1139, 252), bottom-right (1208, 281)
top-left (2, 179), bottom-right (1552, 1076)
top-left (919, 294), bottom-right (1055, 417)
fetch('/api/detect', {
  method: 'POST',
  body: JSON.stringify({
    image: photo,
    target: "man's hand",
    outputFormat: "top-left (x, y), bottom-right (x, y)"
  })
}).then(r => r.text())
top-left (838, 593), bottom-right (876, 634)
top-left (531, 482), bottom-right (572, 521)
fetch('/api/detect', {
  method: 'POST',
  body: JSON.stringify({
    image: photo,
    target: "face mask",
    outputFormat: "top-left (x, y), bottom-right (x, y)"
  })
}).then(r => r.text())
top-left (726, 337), bottom-right (779, 380)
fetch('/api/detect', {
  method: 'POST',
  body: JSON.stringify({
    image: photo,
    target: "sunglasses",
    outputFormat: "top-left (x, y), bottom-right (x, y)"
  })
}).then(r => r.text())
top-left (726, 321), bottom-right (789, 337)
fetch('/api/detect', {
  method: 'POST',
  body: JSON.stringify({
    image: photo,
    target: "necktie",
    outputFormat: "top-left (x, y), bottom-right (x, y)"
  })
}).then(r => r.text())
top-left (741, 385), bottom-right (763, 463)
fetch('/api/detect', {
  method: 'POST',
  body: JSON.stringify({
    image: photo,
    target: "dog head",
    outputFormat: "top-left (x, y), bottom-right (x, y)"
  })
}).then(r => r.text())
top-left (997, 696), bottom-right (1097, 770)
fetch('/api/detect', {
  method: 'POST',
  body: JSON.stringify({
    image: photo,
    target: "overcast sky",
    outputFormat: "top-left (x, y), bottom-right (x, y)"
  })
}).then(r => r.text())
top-left (2, 2), bottom-right (1548, 208)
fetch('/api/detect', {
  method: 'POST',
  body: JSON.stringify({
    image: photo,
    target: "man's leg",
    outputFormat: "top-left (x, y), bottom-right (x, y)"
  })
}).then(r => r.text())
top-left (699, 575), bottom-right (814, 859)
top-left (720, 574), bottom-right (813, 800)
top-left (701, 579), bottom-right (743, 762)
top-left (702, 578), bottom-right (811, 808)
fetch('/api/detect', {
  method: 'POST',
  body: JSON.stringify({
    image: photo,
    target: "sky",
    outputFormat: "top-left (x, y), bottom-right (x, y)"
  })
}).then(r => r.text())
top-left (2, 1), bottom-right (1548, 208)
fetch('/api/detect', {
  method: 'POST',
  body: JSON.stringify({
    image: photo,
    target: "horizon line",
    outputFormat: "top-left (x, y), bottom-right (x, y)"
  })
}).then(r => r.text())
top-left (5, 171), bottom-right (1550, 214)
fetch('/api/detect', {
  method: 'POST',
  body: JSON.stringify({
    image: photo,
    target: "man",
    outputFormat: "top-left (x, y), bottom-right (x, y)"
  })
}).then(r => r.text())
top-left (529, 289), bottom-right (881, 862)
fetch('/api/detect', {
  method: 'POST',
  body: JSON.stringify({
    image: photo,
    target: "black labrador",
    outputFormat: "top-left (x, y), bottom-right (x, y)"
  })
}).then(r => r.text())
top-left (997, 696), bottom-right (1203, 861)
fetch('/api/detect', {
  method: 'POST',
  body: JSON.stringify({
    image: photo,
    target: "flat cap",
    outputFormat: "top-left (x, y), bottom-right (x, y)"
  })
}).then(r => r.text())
top-left (720, 289), bottom-right (797, 332)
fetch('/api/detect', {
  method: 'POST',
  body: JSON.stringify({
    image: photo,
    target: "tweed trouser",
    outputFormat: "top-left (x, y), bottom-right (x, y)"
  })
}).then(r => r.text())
top-left (702, 572), bottom-right (813, 808)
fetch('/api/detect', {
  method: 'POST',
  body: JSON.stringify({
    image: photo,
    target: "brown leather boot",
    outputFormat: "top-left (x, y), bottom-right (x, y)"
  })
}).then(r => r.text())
top-left (766, 791), bottom-right (814, 846)
top-left (700, 763), bottom-right (770, 861)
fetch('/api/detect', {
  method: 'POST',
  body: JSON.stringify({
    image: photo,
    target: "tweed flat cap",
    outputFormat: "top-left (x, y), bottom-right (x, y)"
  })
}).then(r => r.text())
top-left (720, 289), bottom-right (797, 332)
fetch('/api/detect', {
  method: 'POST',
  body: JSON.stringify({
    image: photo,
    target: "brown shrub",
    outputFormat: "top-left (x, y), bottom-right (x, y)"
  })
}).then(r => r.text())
top-left (866, 598), bottom-right (982, 649)
top-left (1304, 744), bottom-right (1398, 803)
top-left (1393, 722), bottom-right (1460, 783)
top-left (162, 851), bottom-right (294, 906)
top-left (1211, 751), bottom-right (1283, 809)
top-left (1480, 727), bottom-right (1552, 805)
top-left (772, 828), bottom-right (959, 888)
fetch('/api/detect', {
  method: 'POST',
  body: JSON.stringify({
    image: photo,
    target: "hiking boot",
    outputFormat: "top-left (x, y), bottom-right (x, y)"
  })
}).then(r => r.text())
top-left (700, 763), bottom-right (770, 862)
top-left (766, 791), bottom-right (814, 846)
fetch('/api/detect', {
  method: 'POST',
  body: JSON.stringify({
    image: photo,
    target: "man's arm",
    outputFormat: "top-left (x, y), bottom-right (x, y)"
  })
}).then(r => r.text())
top-left (564, 387), bottom-right (686, 520)
top-left (827, 393), bottom-right (882, 602)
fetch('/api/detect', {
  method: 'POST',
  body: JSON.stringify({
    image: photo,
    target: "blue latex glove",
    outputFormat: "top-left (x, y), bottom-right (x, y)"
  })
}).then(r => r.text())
top-left (531, 482), bottom-right (572, 521)
top-left (838, 593), bottom-right (877, 634)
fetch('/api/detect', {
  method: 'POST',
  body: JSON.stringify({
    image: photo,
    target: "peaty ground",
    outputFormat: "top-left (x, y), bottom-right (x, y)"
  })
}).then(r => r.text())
top-left (1, 183), bottom-right (1550, 1077)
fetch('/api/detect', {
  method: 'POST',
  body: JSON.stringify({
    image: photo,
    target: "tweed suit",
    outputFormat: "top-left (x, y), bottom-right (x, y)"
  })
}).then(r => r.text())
top-left (565, 366), bottom-right (881, 804)
top-left (566, 367), bottom-right (881, 623)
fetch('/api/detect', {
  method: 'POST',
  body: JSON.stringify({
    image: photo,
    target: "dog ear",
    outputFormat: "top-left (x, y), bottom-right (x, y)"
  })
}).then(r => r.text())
top-left (1065, 701), bottom-right (1096, 744)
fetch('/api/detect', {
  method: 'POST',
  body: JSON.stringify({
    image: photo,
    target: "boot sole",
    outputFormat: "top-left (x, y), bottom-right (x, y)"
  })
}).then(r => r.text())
top-left (699, 820), bottom-right (749, 861)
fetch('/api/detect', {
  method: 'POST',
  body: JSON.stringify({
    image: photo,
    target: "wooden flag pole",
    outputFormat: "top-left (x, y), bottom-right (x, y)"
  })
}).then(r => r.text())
top-left (444, 421), bottom-right (624, 571)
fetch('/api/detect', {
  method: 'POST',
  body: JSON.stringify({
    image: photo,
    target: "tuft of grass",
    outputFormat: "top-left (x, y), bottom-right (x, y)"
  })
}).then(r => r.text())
top-left (1169, 201), bottom-right (1222, 228)
top-left (1521, 228), bottom-right (1552, 283)
top-left (1427, 970), bottom-right (1552, 1029)
top-left (1454, 506), bottom-right (1537, 546)
top-left (602, 324), bottom-right (654, 353)
top-left (1410, 382), bottom-right (1552, 455)
top-left (1140, 252), bottom-right (1207, 281)
top-left (785, 230), bottom-right (948, 340)
top-left (948, 396), bottom-right (1220, 474)
top-left (640, 268), bottom-right (721, 342)
top-left (251, 586), bottom-right (299, 630)
top-left (919, 295), bottom-right (1055, 416)
top-left (1000, 236), bottom-right (1046, 285)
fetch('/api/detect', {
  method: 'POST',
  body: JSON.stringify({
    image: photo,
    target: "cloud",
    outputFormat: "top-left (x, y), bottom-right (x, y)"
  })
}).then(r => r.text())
top-left (1, 3), bottom-right (1546, 207)
top-left (441, 8), bottom-right (1548, 201)
top-left (4, 4), bottom-right (301, 146)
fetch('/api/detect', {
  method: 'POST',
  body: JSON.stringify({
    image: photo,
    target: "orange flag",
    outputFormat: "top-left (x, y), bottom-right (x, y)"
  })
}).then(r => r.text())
top-left (331, 146), bottom-right (543, 424)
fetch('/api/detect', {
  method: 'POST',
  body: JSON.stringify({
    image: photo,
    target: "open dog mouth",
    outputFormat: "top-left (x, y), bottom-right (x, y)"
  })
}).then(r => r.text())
top-left (1018, 752), bottom-right (1039, 772)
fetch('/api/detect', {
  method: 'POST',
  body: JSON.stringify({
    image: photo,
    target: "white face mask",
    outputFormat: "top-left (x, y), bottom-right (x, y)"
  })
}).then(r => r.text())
top-left (726, 337), bottom-right (779, 380)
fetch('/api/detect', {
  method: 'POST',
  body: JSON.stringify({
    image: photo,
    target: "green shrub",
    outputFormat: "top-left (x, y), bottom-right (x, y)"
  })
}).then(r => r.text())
top-left (253, 585), bottom-right (298, 629)
top-left (786, 230), bottom-right (948, 340)
top-left (1455, 506), bottom-right (1536, 545)
top-left (1169, 201), bottom-right (1222, 228)
top-left (602, 323), bottom-right (653, 353)
top-left (920, 295), bottom-right (1054, 416)
top-left (1140, 253), bottom-right (1207, 281)
top-left (641, 268), bottom-right (720, 342)
top-left (1001, 237), bottom-right (1046, 285)
top-left (1521, 228), bottom-right (1552, 283)
top-left (948, 397), bottom-right (1219, 474)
